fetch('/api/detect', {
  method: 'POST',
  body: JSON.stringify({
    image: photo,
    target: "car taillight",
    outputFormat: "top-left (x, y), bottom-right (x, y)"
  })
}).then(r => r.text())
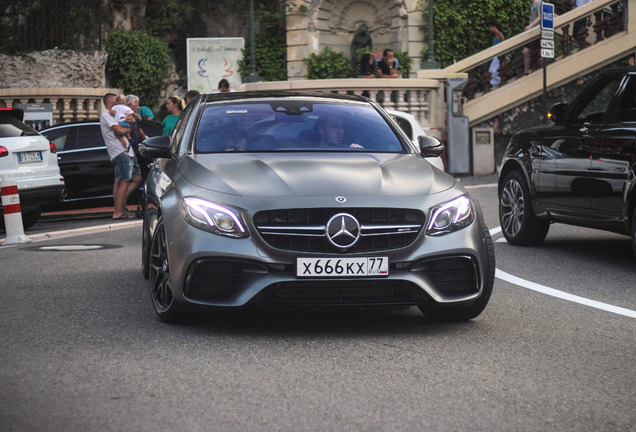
top-left (49, 142), bottom-right (57, 154)
top-left (0, 146), bottom-right (8, 157)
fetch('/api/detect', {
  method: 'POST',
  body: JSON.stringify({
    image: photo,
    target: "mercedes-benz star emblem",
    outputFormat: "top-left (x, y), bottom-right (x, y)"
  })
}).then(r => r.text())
top-left (335, 196), bottom-right (346, 203)
top-left (326, 213), bottom-right (360, 249)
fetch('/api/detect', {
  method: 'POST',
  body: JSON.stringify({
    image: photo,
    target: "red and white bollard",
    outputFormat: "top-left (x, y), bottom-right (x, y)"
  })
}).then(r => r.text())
top-left (1, 173), bottom-right (31, 245)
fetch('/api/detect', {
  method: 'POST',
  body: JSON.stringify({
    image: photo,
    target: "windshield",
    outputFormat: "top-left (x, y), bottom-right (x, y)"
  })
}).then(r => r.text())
top-left (0, 115), bottom-right (40, 138)
top-left (195, 101), bottom-right (405, 153)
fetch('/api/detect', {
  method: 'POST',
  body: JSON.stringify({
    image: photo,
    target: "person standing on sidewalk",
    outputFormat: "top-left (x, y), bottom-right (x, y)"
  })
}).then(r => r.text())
top-left (100, 92), bottom-right (141, 220)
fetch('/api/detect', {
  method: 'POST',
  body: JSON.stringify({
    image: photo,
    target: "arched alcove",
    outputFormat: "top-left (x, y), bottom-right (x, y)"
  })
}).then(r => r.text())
top-left (286, 0), bottom-right (425, 79)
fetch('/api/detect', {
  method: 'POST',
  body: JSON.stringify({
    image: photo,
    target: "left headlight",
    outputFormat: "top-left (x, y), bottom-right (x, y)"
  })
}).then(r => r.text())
top-left (426, 195), bottom-right (475, 236)
top-left (181, 197), bottom-right (248, 238)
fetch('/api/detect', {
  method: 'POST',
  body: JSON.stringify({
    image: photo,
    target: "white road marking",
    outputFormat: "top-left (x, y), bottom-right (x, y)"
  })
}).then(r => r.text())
top-left (490, 227), bottom-right (636, 319)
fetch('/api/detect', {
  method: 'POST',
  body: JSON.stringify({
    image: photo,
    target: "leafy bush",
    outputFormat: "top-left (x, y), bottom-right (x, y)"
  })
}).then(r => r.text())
top-left (393, 51), bottom-right (413, 77)
top-left (104, 30), bottom-right (171, 108)
top-left (304, 47), bottom-right (355, 80)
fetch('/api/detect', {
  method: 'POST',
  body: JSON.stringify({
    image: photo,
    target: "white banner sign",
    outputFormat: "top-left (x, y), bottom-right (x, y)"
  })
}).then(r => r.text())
top-left (186, 38), bottom-right (245, 94)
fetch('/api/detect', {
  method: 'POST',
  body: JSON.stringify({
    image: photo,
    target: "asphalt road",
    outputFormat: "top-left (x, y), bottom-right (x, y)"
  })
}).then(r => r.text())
top-left (1, 175), bottom-right (634, 432)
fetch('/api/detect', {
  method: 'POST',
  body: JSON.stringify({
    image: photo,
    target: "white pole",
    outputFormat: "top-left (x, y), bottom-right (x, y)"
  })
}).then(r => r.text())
top-left (1, 173), bottom-right (31, 245)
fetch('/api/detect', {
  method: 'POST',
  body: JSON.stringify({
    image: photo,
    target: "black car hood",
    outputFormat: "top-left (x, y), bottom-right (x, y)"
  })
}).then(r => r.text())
top-left (179, 153), bottom-right (454, 197)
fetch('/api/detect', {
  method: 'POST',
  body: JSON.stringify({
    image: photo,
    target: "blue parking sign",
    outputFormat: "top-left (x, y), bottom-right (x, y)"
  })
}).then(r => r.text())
top-left (541, 2), bottom-right (555, 30)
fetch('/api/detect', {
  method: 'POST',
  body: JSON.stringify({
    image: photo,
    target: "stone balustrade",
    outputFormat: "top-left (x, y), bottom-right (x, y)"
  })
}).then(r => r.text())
top-left (0, 87), bottom-right (120, 125)
top-left (242, 76), bottom-right (448, 129)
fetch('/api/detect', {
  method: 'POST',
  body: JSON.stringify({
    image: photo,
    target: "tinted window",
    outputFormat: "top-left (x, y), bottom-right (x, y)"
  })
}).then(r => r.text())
top-left (614, 76), bottom-right (636, 122)
top-left (391, 115), bottom-right (413, 140)
top-left (0, 115), bottom-right (39, 138)
top-left (195, 102), bottom-right (404, 153)
top-left (574, 76), bottom-right (622, 123)
top-left (41, 126), bottom-right (76, 151)
top-left (76, 125), bottom-right (105, 150)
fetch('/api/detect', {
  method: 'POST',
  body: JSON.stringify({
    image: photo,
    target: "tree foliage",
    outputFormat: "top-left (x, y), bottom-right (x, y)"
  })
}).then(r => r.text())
top-left (238, 0), bottom-right (287, 82)
top-left (104, 30), bottom-right (171, 107)
top-left (422, 0), bottom-right (528, 68)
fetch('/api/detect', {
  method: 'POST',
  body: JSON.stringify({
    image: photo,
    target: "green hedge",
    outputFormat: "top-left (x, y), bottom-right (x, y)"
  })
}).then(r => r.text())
top-left (426, 0), bottom-right (528, 68)
top-left (104, 30), bottom-right (171, 108)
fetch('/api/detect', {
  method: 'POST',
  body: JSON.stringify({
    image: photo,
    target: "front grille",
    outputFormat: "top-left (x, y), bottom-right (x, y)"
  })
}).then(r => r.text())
top-left (414, 256), bottom-right (479, 294)
top-left (250, 279), bottom-right (429, 306)
top-left (253, 207), bottom-right (425, 253)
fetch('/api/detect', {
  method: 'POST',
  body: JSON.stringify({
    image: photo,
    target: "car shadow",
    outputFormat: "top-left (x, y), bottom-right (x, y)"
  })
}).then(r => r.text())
top-left (174, 306), bottom-right (482, 337)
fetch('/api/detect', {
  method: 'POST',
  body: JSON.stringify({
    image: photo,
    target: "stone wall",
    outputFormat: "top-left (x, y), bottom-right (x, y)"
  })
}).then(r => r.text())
top-left (0, 51), bottom-right (108, 89)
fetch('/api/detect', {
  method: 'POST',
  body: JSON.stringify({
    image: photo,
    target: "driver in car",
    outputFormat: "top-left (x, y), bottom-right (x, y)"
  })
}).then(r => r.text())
top-left (317, 116), bottom-right (363, 148)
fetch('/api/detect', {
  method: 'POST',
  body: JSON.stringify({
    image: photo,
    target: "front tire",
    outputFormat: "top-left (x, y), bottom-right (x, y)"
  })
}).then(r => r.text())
top-left (148, 217), bottom-right (182, 323)
top-left (141, 200), bottom-right (150, 279)
top-left (419, 228), bottom-right (496, 321)
top-left (499, 170), bottom-right (549, 246)
top-left (631, 205), bottom-right (636, 259)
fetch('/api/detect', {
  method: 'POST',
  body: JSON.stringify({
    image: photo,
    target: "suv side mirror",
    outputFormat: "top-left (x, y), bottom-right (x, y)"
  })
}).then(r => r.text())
top-left (548, 103), bottom-right (568, 125)
top-left (139, 135), bottom-right (171, 159)
top-left (418, 135), bottom-right (444, 158)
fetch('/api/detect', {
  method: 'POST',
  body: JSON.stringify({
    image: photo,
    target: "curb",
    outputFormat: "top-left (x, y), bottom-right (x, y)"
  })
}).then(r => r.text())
top-left (2, 220), bottom-right (142, 246)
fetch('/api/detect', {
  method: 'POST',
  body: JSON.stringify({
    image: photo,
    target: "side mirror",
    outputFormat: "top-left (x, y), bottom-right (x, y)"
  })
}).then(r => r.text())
top-left (418, 135), bottom-right (444, 158)
top-left (139, 135), bottom-right (171, 159)
top-left (547, 103), bottom-right (568, 125)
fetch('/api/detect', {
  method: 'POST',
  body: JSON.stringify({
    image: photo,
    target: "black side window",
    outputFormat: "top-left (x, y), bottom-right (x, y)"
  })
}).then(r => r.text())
top-left (41, 126), bottom-right (75, 151)
top-left (574, 76), bottom-right (622, 123)
top-left (392, 116), bottom-right (413, 140)
top-left (613, 76), bottom-right (636, 122)
top-left (75, 125), bottom-right (105, 150)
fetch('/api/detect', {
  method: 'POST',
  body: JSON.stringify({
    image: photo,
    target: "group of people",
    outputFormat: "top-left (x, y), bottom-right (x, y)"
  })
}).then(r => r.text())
top-left (99, 93), bottom-right (147, 220)
top-left (99, 77), bottom-right (240, 219)
top-left (356, 48), bottom-right (400, 79)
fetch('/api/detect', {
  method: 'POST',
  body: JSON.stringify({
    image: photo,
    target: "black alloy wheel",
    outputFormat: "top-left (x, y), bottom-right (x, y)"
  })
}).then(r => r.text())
top-left (632, 205), bottom-right (636, 259)
top-left (141, 198), bottom-right (150, 279)
top-left (499, 170), bottom-right (549, 246)
top-left (148, 217), bottom-right (181, 323)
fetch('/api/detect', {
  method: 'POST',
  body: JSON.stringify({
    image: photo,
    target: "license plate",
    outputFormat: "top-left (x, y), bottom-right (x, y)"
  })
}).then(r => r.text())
top-left (297, 257), bottom-right (389, 277)
top-left (18, 151), bottom-right (43, 163)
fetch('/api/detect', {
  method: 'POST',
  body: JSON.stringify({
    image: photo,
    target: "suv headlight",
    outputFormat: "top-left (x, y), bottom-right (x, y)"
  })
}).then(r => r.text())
top-left (426, 195), bottom-right (475, 236)
top-left (181, 197), bottom-right (248, 238)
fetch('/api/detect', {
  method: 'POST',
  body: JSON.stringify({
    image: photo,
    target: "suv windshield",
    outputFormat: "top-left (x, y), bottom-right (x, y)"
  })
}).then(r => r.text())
top-left (0, 115), bottom-right (39, 138)
top-left (195, 102), bottom-right (404, 153)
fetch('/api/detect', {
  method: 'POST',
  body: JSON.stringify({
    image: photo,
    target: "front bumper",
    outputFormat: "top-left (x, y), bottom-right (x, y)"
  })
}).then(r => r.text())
top-left (162, 213), bottom-right (491, 309)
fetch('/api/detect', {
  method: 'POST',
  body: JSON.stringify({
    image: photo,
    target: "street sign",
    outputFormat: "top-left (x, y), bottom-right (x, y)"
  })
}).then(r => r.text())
top-left (542, 29), bottom-right (554, 39)
top-left (541, 39), bottom-right (555, 49)
top-left (541, 2), bottom-right (555, 30)
top-left (541, 49), bottom-right (555, 58)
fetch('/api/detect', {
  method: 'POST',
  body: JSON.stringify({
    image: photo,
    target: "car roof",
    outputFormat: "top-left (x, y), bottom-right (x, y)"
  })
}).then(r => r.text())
top-left (40, 119), bottom-right (162, 131)
top-left (200, 91), bottom-right (372, 104)
top-left (0, 108), bottom-right (25, 121)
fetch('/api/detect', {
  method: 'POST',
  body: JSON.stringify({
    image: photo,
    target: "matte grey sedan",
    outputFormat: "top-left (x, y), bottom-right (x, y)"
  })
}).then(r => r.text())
top-left (140, 92), bottom-right (495, 323)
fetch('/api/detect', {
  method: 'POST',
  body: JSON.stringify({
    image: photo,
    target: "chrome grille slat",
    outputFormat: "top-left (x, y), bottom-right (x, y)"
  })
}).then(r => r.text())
top-left (253, 207), bottom-right (425, 253)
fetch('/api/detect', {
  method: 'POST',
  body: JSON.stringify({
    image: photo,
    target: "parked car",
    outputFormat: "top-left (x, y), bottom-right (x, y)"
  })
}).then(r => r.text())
top-left (385, 108), bottom-right (445, 171)
top-left (498, 67), bottom-right (636, 256)
top-left (140, 92), bottom-right (495, 323)
top-left (0, 108), bottom-right (65, 229)
top-left (40, 119), bottom-right (162, 205)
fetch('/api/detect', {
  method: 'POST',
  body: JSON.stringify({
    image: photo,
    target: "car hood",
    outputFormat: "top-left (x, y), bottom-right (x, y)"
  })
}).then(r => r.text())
top-left (179, 153), bottom-right (455, 197)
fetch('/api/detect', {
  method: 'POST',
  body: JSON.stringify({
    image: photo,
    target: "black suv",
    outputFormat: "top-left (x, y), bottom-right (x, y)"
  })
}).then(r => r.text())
top-left (498, 67), bottom-right (636, 255)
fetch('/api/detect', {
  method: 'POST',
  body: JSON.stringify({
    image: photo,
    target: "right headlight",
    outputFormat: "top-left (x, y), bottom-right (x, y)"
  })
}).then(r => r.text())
top-left (426, 195), bottom-right (475, 236)
top-left (181, 197), bottom-right (248, 238)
